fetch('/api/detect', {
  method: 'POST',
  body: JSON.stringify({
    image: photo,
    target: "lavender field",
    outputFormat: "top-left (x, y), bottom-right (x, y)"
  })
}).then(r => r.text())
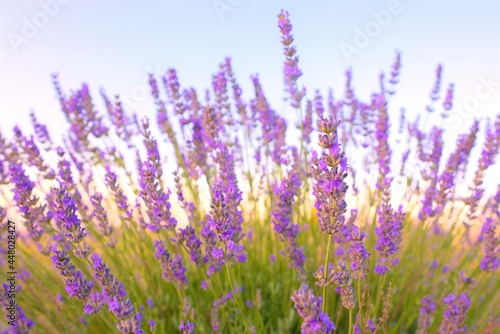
top-left (1, 6), bottom-right (499, 334)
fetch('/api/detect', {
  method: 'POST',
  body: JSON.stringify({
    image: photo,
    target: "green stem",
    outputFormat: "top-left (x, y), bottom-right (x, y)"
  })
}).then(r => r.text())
top-left (348, 309), bottom-right (353, 334)
top-left (322, 234), bottom-right (333, 312)
top-left (356, 279), bottom-right (362, 326)
top-left (373, 274), bottom-right (387, 316)
top-left (225, 263), bottom-right (249, 333)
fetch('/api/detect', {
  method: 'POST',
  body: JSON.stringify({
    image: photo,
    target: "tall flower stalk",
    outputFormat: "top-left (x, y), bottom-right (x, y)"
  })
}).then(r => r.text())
top-left (311, 117), bottom-right (349, 312)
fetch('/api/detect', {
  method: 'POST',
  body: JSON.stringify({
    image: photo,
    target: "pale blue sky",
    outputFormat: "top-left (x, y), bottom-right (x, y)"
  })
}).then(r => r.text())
top-left (1, 0), bottom-right (499, 143)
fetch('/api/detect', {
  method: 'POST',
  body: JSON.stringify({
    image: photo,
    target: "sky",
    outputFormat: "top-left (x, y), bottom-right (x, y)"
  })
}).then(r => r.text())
top-left (1, 0), bottom-right (499, 187)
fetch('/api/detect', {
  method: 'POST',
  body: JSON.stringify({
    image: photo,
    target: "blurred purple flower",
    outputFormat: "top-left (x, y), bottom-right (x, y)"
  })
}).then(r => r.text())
top-left (153, 240), bottom-right (187, 287)
top-left (416, 296), bottom-right (435, 334)
top-left (438, 292), bottom-right (470, 334)
top-left (291, 285), bottom-right (335, 334)
top-left (479, 217), bottom-right (499, 272)
top-left (278, 10), bottom-right (306, 108)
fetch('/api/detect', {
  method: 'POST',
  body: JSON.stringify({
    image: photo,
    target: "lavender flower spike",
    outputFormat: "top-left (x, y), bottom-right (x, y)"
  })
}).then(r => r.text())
top-left (438, 292), bottom-right (470, 334)
top-left (416, 296), bottom-right (435, 334)
top-left (374, 204), bottom-right (404, 275)
top-left (331, 261), bottom-right (356, 310)
top-left (479, 217), bottom-right (499, 272)
top-left (52, 250), bottom-right (93, 300)
top-left (349, 225), bottom-right (370, 280)
top-left (9, 162), bottom-right (44, 241)
top-left (154, 240), bottom-right (187, 287)
top-left (201, 178), bottom-right (246, 277)
top-left (54, 185), bottom-right (91, 259)
top-left (311, 117), bottom-right (349, 234)
top-left (278, 10), bottom-right (306, 108)
top-left (270, 148), bottom-right (306, 280)
top-left (291, 285), bottom-right (336, 334)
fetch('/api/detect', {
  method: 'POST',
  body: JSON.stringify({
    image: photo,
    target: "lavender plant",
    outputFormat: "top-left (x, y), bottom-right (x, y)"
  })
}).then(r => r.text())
top-left (0, 9), bottom-right (499, 334)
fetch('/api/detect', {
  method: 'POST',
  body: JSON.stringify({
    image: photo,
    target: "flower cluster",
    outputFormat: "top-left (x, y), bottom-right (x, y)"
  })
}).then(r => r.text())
top-left (90, 192), bottom-right (115, 247)
top-left (9, 162), bottom-right (45, 241)
top-left (202, 180), bottom-right (246, 277)
top-left (479, 217), bottom-right (499, 272)
top-left (311, 117), bottom-right (349, 234)
top-left (153, 239), bottom-right (187, 287)
top-left (291, 285), bottom-right (336, 334)
top-left (271, 148), bottom-right (306, 280)
top-left (331, 261), bottom-right (356, 310)
top-left (438, 292), bottom-right (470, 334)
top-left (2, 8), bottom-right (500, 334)
top-left (348, 225), bottom-right (370, 280)
top-left (416, 296), bottom-right (435, 334)
top-left (52, 250), bottom-right (93, 301)
top-left (374, 203), bottom-right (404, 275)
top-left (278, 10), bottom-right (306, 108)
top-left (137, 119), bottom-right (177, 232)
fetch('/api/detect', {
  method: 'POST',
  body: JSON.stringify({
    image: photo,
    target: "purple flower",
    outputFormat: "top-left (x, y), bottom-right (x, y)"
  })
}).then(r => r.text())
top-left (387, 51), bottom-right (402, 94)
top-left (427, 64), bottom-right (443, 112)
top-left (291, 285), bottom-right (336, 334)
top-left (163, 68), bottom-right (185, 115)
top-left (201, 105), bottom-right (223, 152)
top-left (30, 111), bottom-right (53, 149)
top-left (9, 162), bottom-right (44, 240)
top-left (366, 319), bottom-right (376, 332)
top-left (278, 10), bottom-right (306, 108)
top-left (90, 253), bottom-right (127, 300)
top-left (0, 284), bottom-right (35, 332)
top-left (271, 148), bottom-right (306, 280)
top-left (51, 76), bottom-right (108, 154)
top-left (331, 261), bottom-right (356, 310)
top-left (116, 312), bottom-right (144, 334)
top-left (146, 298), bottom-right (154, 309)
top-left (212, 68), bottom-right (231, 120)
top-left (52, 250), bottom-right (93, 300)
top-left (101, 92), bottom-right (134, 141)
top-left (373, 94), bottom-right (392, 191)
top-left (54, 185), bottom-right (90, 258)
top-left (442, 83), bottom-right (454, 113)
top-left (149, 74), bottom-right (177, 152)
top-left (105, 166), bottom-right (132, 219)
top-left (136, 121), bottom-right (177, 232)
top-left (464, 117), bottom-right (500, 230)
top-left (184, 118), bottom-right (208, 180)
top-left (84, 292), bottom-right (105, 315)
top-left (211, 307), bottom-right (220, 333)
top-left (349, 225), bottom-right (370, 280)
top-left (109, 296), bottom-right (136, 320)
top-left (13, 125), bottom-right (53, 179)
top-left (479, 217), bottom-right (499, 272)
top-left (88, 253), bottom-right (145, 332)
top-left (311, 117), bottom-right (349, 234)
top-left (65, 271), bottom-right (94, 300)
top-left (148, 319), bottom-right (156, 331)
top-left (179, 321), bottom-right (195, 334)
top-left (90, 192), bottom-right (115, 245)
top-left (438, 293), bottom-right (470, 334)
top-left (250, 75), bottom-right (289, 166)
top-left (375, 205), bottom-right (404, 275)
top-left (436, 120), bottom-right (480, 208)
top-left (301, 100), bottom-right (313, 145)
top-left (153, 240), bottom-right (187, 287)
top-left (201, 177), bottom-right (246, 276)
top-left (416, 296), bottom-right (435, 334)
